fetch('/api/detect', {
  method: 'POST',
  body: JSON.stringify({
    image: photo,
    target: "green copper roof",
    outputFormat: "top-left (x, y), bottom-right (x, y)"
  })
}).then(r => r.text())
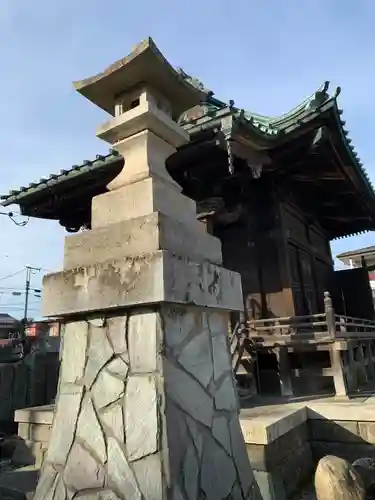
top-left (1, 80), bottom-right (373, 209)
top-left (1, 150), bottom-right (122, 207)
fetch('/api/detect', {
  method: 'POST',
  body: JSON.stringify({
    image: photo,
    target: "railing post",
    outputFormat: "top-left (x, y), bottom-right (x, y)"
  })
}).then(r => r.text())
top-left (324, 291), bottom-right (348, 397)
top-left (324, 291), bottom-right (336, 338)
top-left (275, 347), bottom-right (294, 397)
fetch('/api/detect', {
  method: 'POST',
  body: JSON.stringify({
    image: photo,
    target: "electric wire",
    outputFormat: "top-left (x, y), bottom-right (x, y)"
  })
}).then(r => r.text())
top-left (0, 269), bottom-right (25, 281)
top-left (0, 210), bottom-right (29, 226)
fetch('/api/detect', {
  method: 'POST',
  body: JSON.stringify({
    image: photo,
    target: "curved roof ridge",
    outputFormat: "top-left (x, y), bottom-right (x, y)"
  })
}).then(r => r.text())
top-left (243, 81), bottom-right (331, 128)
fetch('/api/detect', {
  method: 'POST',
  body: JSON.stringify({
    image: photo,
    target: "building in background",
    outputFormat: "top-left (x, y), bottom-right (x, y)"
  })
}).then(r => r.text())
top-left (337, 245), bottom-right (375, 300)
top-left (0, 313), bottom-right (20, 339)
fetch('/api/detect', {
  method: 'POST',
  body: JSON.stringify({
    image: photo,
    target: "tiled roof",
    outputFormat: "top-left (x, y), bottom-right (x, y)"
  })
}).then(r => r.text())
top-left (1, 81), bottom-right (374, 209)
top-left (1, 150), bottom-right (121, 207)
top-left (0, 314), bottom-right (18, 326)
top-left (337, 245), bottom-right (375, 259)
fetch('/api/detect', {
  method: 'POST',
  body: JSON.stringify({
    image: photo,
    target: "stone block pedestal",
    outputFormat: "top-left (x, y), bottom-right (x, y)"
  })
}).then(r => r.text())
top-left (35, 301), bottom-right (259, 500)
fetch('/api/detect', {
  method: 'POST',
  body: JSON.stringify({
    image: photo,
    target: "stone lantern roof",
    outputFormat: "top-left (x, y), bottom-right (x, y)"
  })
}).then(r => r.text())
top-left (73, 37), bottom-right (206, 120)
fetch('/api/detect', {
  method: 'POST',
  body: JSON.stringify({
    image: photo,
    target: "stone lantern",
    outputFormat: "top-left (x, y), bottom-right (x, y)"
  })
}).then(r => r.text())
top-left (35, 38), bottom-right (260, 500)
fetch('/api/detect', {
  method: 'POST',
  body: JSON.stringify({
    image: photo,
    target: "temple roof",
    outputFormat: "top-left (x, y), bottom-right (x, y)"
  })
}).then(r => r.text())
top-left (1, 74), bottom-right (375, 238)
top-left (337, 245), bottom-right (375, 260)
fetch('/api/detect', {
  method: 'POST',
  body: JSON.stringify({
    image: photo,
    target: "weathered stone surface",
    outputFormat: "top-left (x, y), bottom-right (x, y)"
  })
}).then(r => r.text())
top-left (229, 414), bottom-right (256, 498)
top-left (60, 321), bottom-right (88, 384)
top-left (46, 388), bottom-right (83, 465)
top-left (72, 494), bottom-right (100, 500)
top-left (215, 373), bottom-right (238, 412)
top-left (163, 358), bottom-right (213, 427)
top-left (53, 474), bottom-right (67, 500)
top-left (185, 415), bottom-right (204, 460)
top-left (106, 357), bottom-right (129, 379)
top-left (201, 436), bottom-right (236, 500)
top-left (106, 316), bottom-right (128, 356)
top-left (208, 311), bottom-right (229, 336)
top-left (178, 323), bottom-right (213, 389)
top-left (64, 211), bottom-right (223, 269)
top-left (63, 443), bottom-right (105, 491)
top-left (107, 437), bottom-right (141, 500)
top-left (163, 306), bottom-right (196, 352)
top-left (231, 482), bottom-right (245, 500)
top-left (253, 470), bottom-right (285, 500)
top-left (165, 400), bottom-right (190, 480)
top-left (125, 375), bottom-right (158, 461)
top-left (100, 491), bottom-right (121, 500)
top-left (92, 370), bottom-right (124, 409)
top-left (18, 422), bottom-right (52, 443)
top-left (212, 415), bottom-right (232, 455)
top-left (182, 438), bottom-right (199, 500)
top-left (84, 323), bottom-right (114, 388)
top-left (128, 311), bottom-right (159, 374)
top-left (42, 251), bottom-right (243, 317)
top-left (100, 403), bottom-right (124, 442)
top-left (358, 422), bottom-right (375, 444)
top-left (314, 455), bottom-right (365, 500)
top-left (212, 334), bottom-right (231, 382)
top-left (133, 453), bottom-right (163, 500)
top-left (170, 485), bottom-right (185, 500)
top-left (76, 395), bottom-right (106, 464)
top-left (33, 463), bottom-right (57, 500)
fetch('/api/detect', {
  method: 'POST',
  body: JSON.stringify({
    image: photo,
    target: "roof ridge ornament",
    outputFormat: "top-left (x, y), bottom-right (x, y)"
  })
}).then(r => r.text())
top-left (305, 81), bottom-right (330, 111)
top-left (176, 68), bottom-right (211, 95)
top-left (334, 86), bottom-right (342, 99)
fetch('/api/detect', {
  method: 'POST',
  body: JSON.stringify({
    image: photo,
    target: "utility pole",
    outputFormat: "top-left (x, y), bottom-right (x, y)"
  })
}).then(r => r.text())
top-left (23, 265), bottom-right (41, 335)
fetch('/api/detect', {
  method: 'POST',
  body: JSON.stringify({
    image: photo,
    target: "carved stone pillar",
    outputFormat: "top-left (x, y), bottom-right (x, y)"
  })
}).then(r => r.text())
top-left (34, 38), bottom-right (261, 500)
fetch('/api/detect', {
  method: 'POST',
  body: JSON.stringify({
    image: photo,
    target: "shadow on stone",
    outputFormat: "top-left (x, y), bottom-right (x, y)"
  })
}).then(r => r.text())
top-left (0, 486), bottom-right (27, 500)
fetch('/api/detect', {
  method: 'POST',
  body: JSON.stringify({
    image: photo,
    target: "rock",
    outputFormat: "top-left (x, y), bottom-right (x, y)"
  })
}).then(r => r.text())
top-left (352, 458), bottom-right (375, 490)
top-left (315, 455), bottom-right (366, 500)
top-left (0, 437), bottom-right (23, 460)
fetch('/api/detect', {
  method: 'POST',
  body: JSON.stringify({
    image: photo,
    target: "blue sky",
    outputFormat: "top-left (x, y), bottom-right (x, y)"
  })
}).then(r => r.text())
top-left (0, 0), bottom-right (374, 318)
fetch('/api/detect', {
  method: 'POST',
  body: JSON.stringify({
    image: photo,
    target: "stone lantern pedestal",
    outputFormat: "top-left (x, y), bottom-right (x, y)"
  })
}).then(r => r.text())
top-left (34, 38), bottom-right (261, 500)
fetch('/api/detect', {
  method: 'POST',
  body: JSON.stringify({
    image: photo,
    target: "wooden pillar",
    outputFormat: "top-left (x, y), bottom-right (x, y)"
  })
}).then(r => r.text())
top-left (329, 343), bottom-right (348, 397)
top-left (356, 344), bottom-right (368, 387)
top-left (324, 291), bottom-right (348, 395)
top-left (275, 347), bottom-right (294, 396)
top-left (364, 341), bottom-right (375, 380)
top-left (347, 344), bottom-right (358, 390)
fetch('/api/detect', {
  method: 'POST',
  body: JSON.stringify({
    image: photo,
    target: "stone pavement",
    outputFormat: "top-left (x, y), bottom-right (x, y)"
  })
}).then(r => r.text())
top-left (241, 392), bottom-right (375, 421)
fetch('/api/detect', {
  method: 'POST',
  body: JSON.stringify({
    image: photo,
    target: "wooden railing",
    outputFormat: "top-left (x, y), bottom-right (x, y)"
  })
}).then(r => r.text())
top-left (229, 292), bottom-right (375, 398)
top-left (245, 291), bottom-right (375, 343)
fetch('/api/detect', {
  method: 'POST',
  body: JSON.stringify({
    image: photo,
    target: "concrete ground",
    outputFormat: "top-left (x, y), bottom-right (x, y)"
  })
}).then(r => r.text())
top-left (240, 392), bottom-right (375, 420)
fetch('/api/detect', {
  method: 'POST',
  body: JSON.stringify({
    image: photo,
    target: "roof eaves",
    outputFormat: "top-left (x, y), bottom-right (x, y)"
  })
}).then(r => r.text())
top-left (330, 100), bottom-right (375, 204)
top-left (336, 245), bottom-right (375, 259)
top-left (0, 150), bottom-right (122, 207)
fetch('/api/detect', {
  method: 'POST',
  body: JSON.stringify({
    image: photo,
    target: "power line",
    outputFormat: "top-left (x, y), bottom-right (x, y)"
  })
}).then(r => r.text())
top-left (0, 269), bottom-right (25, 282)
top-left (0, 211), bottom-right (29, 227)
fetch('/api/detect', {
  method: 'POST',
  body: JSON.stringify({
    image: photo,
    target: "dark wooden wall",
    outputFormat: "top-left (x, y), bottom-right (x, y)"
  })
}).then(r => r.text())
top-left (214, 181), bottom-right (335, 319)
top-left (279, 201), bottom-right (334, 316)
top-left (330, 268), bottom-right (374, 318)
